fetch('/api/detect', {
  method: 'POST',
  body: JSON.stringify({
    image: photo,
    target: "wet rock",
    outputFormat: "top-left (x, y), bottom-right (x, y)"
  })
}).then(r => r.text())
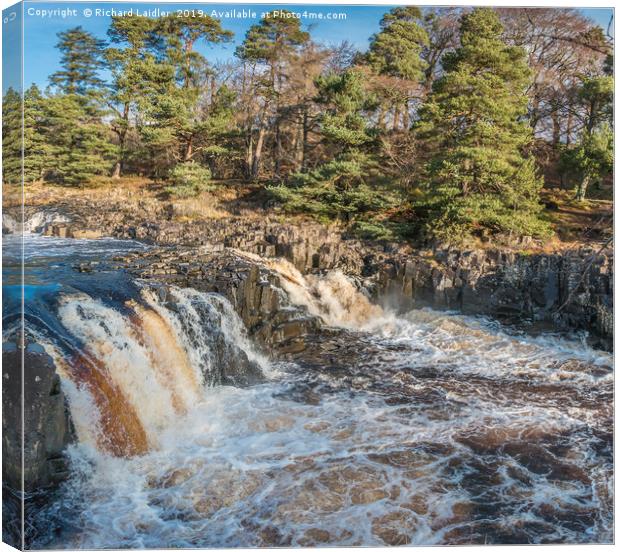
top-left (12, 202), bottom-right (612, 350)
top-left (2, 343), bottom-right (74, 492)
top-left (120, 248), bottom-right (326, 359)
top-left (502, 442), bottom-right (590, 485)
top-left (70, 229), bottom-right (103, 240)
top-left (376, 248), bottom-right (613, 351)
top-left (298, 528), bottom-right (331, 545)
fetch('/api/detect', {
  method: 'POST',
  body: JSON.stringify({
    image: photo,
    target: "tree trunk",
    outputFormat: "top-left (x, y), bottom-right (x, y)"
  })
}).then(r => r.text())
top-left (587, 99), bottom-right (597, 135)
top-left (210, 76), bottom-right (217, 104)
top-left (392, 105), bottom-right (400, 131)
top-left (252, 127), bottom-right (266, 179)
top-left (245, 131), bottom-right (254, 180)
top-left (274, 116), bottom-right (282, 178)
top-left (112, 103), bottom-right (130, 179)
top-left (251, 104), bottom-right (269, 179)
top-left (530, 96), bottom-right (540, 130)
top-left (273, 67), bottom-right (283, 179)
top-left (551, 111), bottom-right (561, 146)
top-left (377, 106), bottom-right (386, 130)
top-left (292, 110), bottom-right (303, 172)
top-left (184, 136), bottom-right (193, 162)
top-left (565, 112), bottom-right (573, 145)
top-left (301, 110), bottom-right (309, 172)
top-left (402, 99), bottom-right (410, 130)
top-left (575, 174), bottom-right (590, 201)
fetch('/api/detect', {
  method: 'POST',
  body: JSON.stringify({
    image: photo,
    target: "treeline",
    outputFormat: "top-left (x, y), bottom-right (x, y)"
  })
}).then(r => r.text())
top-left (2, 7), bottom-right (613, 242)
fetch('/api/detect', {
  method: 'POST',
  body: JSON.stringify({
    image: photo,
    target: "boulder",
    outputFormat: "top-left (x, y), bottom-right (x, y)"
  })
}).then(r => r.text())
top-left (2, 342), bottom-right (74, 493)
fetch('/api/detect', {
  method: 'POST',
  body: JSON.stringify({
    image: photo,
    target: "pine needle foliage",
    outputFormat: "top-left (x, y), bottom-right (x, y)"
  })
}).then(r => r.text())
top-left (414, 8), bottom-right (551, 241)
top-left (269, 70), bottom-right (400, 223)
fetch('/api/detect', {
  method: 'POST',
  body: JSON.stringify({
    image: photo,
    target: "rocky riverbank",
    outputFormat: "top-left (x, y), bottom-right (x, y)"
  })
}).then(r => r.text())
top-left (6, 201), bottom-right (613, 351)
top-left (2, 212), bottom-right (613, 540)
top-left (3, 200), bottom-right (613, 499)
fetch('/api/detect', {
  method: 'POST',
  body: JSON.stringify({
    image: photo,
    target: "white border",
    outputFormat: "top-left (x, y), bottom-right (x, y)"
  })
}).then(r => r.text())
top-left (0, 1), bottom-right (616, 552)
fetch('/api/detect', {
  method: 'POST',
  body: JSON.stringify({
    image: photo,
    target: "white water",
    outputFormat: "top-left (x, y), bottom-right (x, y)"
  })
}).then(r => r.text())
top-left (37, 287), bottom-right (268, 456)
top-left (29, 258), bottom-right (613, 547)
top-left (3, 210), bottom-right (71, 234)
top-left (232, 250), bottom-right (387, 329)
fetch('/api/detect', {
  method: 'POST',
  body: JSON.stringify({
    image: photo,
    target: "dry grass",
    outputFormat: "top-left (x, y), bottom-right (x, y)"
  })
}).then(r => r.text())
top-left (9, 178), bottom-right (613, 254)
top-left (542, 189), bottom-right (613, 249)
top-left (170, 195), bottom-right (230, 221)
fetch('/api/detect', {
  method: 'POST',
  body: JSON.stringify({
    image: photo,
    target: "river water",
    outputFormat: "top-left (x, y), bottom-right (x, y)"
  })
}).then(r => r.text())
top-left (3, 234), bottom-right (613, 547)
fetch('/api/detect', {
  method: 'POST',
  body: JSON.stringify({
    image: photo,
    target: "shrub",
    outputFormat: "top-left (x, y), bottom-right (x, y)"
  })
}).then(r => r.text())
top-left (165, 163), bottom-right (214, 198)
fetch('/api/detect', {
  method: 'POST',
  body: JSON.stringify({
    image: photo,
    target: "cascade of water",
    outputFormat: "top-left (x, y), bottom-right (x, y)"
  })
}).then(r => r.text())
top-left (142, 287), bottom-right (269, 385)
top-left (45, 287), bottom-right (267, 456)
top-left (231, 250), bottom-right (388, 330)
top-left (13, 242), bottom-right (612, 547)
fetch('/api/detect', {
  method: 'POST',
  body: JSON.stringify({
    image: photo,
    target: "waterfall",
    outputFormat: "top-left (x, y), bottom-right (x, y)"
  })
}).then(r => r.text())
top-left (37, 250), bottom-right (389, 460)
top-left (43, 287), bottom-right (267, 457)
top-left (3, 210), bottom-right (71, 234)
top-left (232, 249), bottom-right (387, 330)
top-left (142, 287), bottom-right (270, 383)
top-left (2, 213), bottom-right (19, 234)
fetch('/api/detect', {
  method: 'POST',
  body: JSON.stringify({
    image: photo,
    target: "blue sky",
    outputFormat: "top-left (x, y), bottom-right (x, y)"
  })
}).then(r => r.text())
top-left (2, 2), bottom-right (614, 92)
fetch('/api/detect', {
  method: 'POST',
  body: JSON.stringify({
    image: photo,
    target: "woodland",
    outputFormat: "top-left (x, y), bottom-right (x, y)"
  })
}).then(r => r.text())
top-left (2, 7), bottom-right (613, 242)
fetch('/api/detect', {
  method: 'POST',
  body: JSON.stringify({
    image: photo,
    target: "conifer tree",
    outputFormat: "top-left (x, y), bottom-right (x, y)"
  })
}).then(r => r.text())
top-left (23, 85), bottom-right (50, 183)
top-left (49, 27), bottom-right (106, 95)
top-left (560, 124), bottom-right (612, 201)
top-left (139, 14), bottom-right (232, 172)
top-left (44, 25), bottom-right (116, 185)
top-left (106, 15), bottom-right (162, 177)
top-left (236, 11), bottom-right (310, 178)
top-left (270, 70), bottom-right (397, 224)
top-left (40, 93), bottom-right (116, 186)
top-left (2, 88), bottom-right (22, 185)
top-left (3, 86), bottom-right (51, 185)
top-left (364, 7), bottom-right (429, 185)
top-left (367, 7), bottom-right (428, 82)
top-left (415, 7), bottom-right (550, 240)
top-left (560, 75), bottom-right (613, 200)
top-left (159, 15), bottom-right (233, 90)
top-left (366, 6), bottom-right (429, 128)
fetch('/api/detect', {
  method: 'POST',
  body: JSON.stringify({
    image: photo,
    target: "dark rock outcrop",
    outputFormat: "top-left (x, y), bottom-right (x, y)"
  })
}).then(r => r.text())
top-left (11, 205), bottom-right (614, 350)
top-left (372, 247), bottom-right (613, 350)
top-left (117, 248), bottom-right (323, 358)
top-left (2, 342), bottom-right (74, 493)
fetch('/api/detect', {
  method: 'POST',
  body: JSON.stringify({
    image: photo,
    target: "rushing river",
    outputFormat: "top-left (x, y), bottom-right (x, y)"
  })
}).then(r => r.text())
top-left (3, 234), bottom-right (613, 547)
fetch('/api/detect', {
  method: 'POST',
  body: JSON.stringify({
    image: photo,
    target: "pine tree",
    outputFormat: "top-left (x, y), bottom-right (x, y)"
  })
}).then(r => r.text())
top-left (560, 75), bottom-right (613, 200)
top-left (43, 23), bottom-right (117, 186)
top-left (106, 15), bottom-right (162, 177)
top-left (367, 7), bottom-right (428, 82)
top-left (159, 14), bottom-right (233, 90)
top-left (23, 85), bottom-right (50, 183)
top-left (364, 7), bottom-right (429, 186)
top-left (49, 26), bottom-right (106, 95)
top-left (269, 70), bottom-right (398, 225)
top-left (2, 88), bottom-right (22, 185)
top-left (236, 11), bottom-right (310, 178)
top-left (578, 76), bottom-right (613, 135)
top-left (415, 8), bottom-right (550, 241)
top-left (3, 86), bottom-right (52, 185)
top-left (138, 13), bottom-right (232, 176)
top-left (560, 124), bottom-right (612, 201)
top-left (41, 94), bottom-right (116, 186)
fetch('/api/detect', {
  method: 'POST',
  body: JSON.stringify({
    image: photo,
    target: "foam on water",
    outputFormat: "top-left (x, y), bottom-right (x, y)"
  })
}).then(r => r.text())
top-left (25, 255), bottom-right (613, 547)
top-left (231, 250), bottom-right (386, 330)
